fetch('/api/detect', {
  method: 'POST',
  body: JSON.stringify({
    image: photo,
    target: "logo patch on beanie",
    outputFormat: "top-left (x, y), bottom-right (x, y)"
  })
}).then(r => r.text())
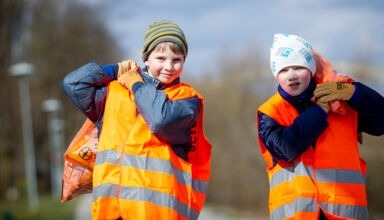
top-left (299, 48), bottom-right (313, 64)
top-left (276, 47), bottom-right (293, 58)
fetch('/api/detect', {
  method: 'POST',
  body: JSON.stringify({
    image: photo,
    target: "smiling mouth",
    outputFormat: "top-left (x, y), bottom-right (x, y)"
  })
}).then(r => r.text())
top-left (162, 73), bottom-right (173, 77)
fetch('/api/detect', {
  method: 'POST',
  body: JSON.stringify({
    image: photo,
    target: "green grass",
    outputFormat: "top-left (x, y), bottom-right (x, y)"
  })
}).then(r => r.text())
top-left (0, 194), bottom-right (77, 220)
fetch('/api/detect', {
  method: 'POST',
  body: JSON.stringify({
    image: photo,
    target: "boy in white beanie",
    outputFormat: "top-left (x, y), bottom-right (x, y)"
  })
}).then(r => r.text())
top-left (256, 33), bottom-right (384, 220)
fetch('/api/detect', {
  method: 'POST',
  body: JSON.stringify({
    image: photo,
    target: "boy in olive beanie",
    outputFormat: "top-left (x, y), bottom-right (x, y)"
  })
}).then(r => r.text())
top-left (142, 20), bottom-right (188, 61)
top-left (62, 20), bottom-right (211, 220)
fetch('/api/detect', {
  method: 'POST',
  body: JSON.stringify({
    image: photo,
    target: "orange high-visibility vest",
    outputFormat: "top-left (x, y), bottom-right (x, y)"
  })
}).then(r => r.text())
top-left (92, 81), bottom-right (211, 220)
top-left (257, 93), bottom-right (368, 220)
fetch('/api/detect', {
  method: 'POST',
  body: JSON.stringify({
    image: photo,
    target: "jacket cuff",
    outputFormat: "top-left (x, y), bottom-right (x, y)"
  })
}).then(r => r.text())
top-left (101, 64), bottom-right (119, 79)
top-left (348, 82), bottom-right (361, 105)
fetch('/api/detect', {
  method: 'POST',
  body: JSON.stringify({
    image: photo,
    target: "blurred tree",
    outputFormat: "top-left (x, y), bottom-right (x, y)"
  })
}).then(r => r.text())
top-left (191, 43), bottom-right (272, 216)
top-left (0, 0), bottom-right (124, 199)
top-left (0, 0), bottom-right (23, 199)
top-left (28, 0), bottom-right (124, 193)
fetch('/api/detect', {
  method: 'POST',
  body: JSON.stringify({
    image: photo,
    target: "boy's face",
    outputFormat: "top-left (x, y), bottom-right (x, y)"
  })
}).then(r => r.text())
top-left (144, 45), bottom-right (185, 85)
top-left (277, 66), bottom-right (312, 97)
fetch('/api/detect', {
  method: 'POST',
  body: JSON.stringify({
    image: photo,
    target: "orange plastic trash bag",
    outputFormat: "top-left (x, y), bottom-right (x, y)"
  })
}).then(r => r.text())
top-left (313, 50), bottom-right (354, 115)
top-left (61, 119), bottom-right (98, 203)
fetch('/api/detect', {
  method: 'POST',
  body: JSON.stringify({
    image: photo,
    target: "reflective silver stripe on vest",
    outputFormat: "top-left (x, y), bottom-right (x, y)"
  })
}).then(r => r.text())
top-left (316, 169), bottom-right (366, 185)
top-left (93, 183), bottom-right (200, 220)
top-left (270, 161), bottom-right (314, 188)
top-left (270, 197), bottom-right (318, 220)
top-left (319, 202), bottom-right (369, 219)
top-left (269, 162), bottom-right (368, 219)
top-left (270, 161), bottom-right (365, 188)
top-left (95, 149), bottom-right (208, 194)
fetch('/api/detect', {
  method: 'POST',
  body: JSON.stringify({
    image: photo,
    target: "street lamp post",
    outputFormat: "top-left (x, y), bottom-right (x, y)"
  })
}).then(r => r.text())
top-left (9, 62), bottom-right (39, 211)
top-left (41, 99), bottom-right (64, 199)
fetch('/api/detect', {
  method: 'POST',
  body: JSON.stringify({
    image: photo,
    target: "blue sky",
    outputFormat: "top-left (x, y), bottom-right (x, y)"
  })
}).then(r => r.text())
top-left (79, 0), bottom-right (384, 78)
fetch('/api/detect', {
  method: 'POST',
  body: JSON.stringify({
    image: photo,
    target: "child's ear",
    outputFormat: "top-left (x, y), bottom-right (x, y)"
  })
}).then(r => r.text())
top-left (144, 60), bottom-right (149, 66)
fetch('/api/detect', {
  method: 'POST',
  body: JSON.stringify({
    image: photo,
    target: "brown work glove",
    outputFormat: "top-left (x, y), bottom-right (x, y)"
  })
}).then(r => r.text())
top-left (117, 60), bottom-right (143, 91)
top-left (315, 96), bottom-right (331, 113)
top-left (314, 82), bottom-right (355, 102)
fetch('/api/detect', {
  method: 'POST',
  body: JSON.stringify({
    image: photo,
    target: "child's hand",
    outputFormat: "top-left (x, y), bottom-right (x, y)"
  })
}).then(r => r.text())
top-left (118, 71), bottom-right (144, 91)
top-left (117, 60), bottom-right (140, 78)
top-left (314, 82), bottom-right (355, 102)
top-left (117, 59), bottom-right (143, 91)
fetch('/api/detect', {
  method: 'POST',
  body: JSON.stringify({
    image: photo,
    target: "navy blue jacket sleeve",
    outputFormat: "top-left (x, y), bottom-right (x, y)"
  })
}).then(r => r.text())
top-left (257, 106), bottom-right (328, 162)
top-left (61, 62), bottom-right (113, 127)
top-left (101, 64), bottom-right (119, 79)
top-left (348, 82), bottom-right (384, 136)
top-left (133, 84), bottom-right (200, 145)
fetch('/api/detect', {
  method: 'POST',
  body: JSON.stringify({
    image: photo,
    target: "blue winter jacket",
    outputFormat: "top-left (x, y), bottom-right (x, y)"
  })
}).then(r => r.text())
top-left (61, 62), bottom-right (200, 161)
top-left (257, 77), bottom-right (384, 163)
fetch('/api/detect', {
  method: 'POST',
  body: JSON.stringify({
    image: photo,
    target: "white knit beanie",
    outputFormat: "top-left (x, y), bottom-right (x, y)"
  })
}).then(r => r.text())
top-left (270, 33), bottom-right (316, 78)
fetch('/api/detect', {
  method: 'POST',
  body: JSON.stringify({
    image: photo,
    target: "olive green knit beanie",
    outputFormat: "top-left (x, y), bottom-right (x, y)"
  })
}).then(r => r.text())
top-left (142, 20), bottom-right (188, 61)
